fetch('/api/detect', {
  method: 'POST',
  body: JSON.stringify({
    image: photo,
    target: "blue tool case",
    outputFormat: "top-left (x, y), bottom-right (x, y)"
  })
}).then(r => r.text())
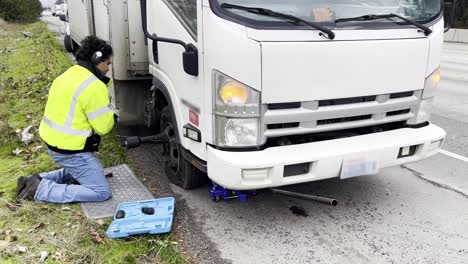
top-left (106, 197), bottom-right (175, 239)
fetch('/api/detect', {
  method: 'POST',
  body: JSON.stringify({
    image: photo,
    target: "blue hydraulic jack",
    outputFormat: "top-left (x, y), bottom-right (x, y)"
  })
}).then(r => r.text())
top-left (209, 182), bottom-right (256, 202)
top-left (209, 182), bottom-right (338, 206)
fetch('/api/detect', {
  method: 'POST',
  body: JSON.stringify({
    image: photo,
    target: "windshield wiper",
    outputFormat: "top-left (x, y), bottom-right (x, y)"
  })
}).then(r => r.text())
top-left (335, 13), bottom-right (432, 36)
top-left (221, 3), bottom-right (335, 40)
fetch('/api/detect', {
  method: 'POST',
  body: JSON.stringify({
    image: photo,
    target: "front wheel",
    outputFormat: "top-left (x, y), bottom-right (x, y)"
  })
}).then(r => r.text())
top-left (160, 106), bottom-right (206, 189)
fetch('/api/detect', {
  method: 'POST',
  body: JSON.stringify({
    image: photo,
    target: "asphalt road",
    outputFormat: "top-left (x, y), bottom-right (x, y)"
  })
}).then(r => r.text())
top-left (42, 17), bottom-right (468, 263)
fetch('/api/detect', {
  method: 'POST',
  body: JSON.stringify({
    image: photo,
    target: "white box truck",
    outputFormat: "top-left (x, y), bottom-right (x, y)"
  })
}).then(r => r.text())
top-left (62, 0), bottom-right (456, 191)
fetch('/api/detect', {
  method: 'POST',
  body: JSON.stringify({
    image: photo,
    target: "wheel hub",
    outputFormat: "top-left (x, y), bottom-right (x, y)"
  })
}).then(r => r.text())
top-left (163, 123), bottom-right (179, 174)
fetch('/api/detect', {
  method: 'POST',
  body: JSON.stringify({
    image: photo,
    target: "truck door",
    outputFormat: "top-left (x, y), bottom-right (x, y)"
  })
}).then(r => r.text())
top-left (146, 0), bottom-right (204, 156)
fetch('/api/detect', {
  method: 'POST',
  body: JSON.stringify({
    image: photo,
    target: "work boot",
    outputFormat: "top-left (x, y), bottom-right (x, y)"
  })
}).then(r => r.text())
top-left (16, 176), bottom-right (28, 197)
top-left (17, 174), bottom-right (42, 201)
top-left (16, 173), bottom-right (39, 198)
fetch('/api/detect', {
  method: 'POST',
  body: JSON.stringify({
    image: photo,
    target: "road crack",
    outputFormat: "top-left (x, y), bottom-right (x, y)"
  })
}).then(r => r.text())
top-left (401, 165), bottom-right (468, 198)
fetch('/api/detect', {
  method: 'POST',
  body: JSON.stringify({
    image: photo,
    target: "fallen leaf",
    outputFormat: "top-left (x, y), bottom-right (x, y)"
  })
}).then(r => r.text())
top-left (22, 32), bottom-right (33, 38)
top-left (16, 245), bottom-right (28, 253)
top-left (5, 202), bottom-right (20, 211)
top-left (12, 148), bottom-right (23, 155)
top-left (0, 241), bottom-right (10, 248)
top-left (49, 232), bottom-right (56, 237)
top-left (62, 206), bottom-right (71, 211)
top-left (40, 251), bottom-right (48, 262)
top-left (90, 231), bottom-right (104, 243)
top-left (33, 145), bottom-right (43, 152)
top-left (28, 222), bottom-right (45, 233)
top-left (21, 125), bottom-right (34, 144)
top-left (35, 222), bottom-right (45, 229)
top-left (54, 251), bottom-right (65, 260)
top-left (96, 219), bottom-right (105, 226)
top-left (4, 230), bottom-right (17, 242)
top-left (5, 202), bottom-right (20, 212)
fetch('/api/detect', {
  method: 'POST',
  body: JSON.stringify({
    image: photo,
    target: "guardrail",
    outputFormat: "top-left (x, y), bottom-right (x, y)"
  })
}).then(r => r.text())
top-left (444, 28), bottom-right (468, 43)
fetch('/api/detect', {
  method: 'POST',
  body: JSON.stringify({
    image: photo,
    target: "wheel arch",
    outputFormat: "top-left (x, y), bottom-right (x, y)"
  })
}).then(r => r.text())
top-left (152, 77), bottom-right (182, 144)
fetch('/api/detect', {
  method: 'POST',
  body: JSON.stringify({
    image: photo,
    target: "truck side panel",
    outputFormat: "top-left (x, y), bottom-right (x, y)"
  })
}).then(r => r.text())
top-left (68, 0), bottom-right (92, 43)
top-left (128, 0), bottom-right (149, 75)
top-left (93, 0), bottom-right (110, 42)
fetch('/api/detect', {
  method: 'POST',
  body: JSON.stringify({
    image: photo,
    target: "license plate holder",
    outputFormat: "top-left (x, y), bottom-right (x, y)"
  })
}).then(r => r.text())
top-left (340, 157), bottom-right (380, 179)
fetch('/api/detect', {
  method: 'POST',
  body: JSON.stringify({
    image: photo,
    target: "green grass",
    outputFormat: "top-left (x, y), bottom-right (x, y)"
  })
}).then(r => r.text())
top-left (0, 21), bottom-right (187, 264)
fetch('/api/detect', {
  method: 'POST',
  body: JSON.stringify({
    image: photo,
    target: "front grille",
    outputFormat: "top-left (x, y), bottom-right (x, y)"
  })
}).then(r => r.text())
top-left (390, 91), bottom-right (414, 99)
top-left (268, 102), bottom-right (301, 110)
top-left (265, 121), bottom-right (408, 147)
top-left (319, 95), bottom-right (376, 107)
top-left (386, 109), bottom-right (411, 117)
top-left (263, 90), bottom-right (421, 138)
top-left (267, 122), bottom-right (300, 130)
top-left (317, 114), bottom-right (372, 125)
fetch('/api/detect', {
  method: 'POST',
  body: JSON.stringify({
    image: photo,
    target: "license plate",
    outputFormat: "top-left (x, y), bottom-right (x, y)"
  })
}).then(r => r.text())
top-left (340, 158), bottom-right (380, 179)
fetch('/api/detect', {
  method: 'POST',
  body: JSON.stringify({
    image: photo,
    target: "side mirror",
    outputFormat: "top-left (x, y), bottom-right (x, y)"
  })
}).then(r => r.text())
top-left (183, 44), bottom-right (199, 76)
top-left (444, 0), bottom-right (457, 32)
top-left (140, 0), bottom-right (199, 76)
top-left (59, 14), bottom-right (67, 22)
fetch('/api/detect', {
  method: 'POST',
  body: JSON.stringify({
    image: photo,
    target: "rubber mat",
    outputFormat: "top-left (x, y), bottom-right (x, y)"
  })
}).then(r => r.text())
top-left (80, 164), bottom-right (154, 219)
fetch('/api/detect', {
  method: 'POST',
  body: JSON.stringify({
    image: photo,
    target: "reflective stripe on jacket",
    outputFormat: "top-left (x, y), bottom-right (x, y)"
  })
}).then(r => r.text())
top-left (39, 65), bottom-right (114, 151)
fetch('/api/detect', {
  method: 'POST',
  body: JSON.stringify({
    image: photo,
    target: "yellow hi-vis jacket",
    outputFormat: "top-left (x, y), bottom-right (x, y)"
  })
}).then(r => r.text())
top-left (39, 65), bottom-right (114, 151)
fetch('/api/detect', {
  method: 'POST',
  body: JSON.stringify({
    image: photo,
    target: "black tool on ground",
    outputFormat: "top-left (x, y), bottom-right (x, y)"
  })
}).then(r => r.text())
top-left (271, 188), bottom-right (338, 206)
top-left (115, 210), bottom-right (126, 219)
top-left (289, 205), bottom-right (308, 217)
top-left (105, 172), bottom-right (113, 178)
top-left (141, 207), bottom-right (155, 215)
top-left (123, 127), bottom-right (171, 149)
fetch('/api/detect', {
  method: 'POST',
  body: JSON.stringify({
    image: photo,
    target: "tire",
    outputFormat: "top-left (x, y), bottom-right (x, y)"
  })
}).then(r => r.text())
top-left (160, 106), bottom-right (206, 189)
top-left (64, 34), bottom-right (74, 53)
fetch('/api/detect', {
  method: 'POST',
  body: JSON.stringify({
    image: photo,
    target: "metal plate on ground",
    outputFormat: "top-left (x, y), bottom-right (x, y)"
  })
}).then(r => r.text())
top-left (81, 164), bottom-right (154, 219)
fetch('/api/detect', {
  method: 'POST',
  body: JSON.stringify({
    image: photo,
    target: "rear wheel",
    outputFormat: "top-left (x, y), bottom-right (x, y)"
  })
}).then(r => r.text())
top-left (160, 106), bottom-right (206, 189)
top-left (64, 34), bottom-right (74, 53)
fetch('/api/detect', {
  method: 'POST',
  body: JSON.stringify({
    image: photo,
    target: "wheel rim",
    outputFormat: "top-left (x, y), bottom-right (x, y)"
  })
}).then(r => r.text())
top-left (162, 122), bottom-right (180, 175)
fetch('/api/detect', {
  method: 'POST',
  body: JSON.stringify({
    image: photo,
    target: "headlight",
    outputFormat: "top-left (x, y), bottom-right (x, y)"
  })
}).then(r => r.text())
top-left (213, 71), bottom-right (263, 147)
top-left (422, 67), bottom-right (440, 99)
top-left (215, 117), bottom-right (259, 147)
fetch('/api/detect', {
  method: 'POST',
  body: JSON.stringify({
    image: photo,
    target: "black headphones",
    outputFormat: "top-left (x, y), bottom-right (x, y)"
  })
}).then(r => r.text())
top-left (91, 48), bottom-right (105, 65)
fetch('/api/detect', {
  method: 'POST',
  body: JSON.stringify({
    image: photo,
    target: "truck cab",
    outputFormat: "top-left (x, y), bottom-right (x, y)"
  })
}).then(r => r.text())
top-left (65, 0), bottom-right (450, 191)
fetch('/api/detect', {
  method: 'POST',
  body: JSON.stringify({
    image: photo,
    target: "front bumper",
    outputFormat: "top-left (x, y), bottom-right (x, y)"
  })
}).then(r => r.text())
top-left (207, 123), bottom-right (446, 190)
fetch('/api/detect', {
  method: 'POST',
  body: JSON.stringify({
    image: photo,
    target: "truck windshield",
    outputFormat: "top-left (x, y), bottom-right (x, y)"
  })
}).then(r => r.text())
top-left (215, 0), bottom-right (442, 26)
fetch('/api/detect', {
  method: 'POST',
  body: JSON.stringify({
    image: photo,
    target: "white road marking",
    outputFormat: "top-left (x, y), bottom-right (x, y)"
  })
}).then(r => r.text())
top-left (439, 149), bottom-right (468, 163)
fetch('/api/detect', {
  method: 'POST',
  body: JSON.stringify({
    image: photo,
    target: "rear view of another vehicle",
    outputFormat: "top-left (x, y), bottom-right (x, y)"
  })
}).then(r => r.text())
top-left (52, 0), bottom-right (66, 16)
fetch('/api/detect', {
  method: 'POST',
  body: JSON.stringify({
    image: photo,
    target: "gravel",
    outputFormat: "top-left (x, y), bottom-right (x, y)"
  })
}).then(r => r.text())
top-left (125, 136), bottom-right (230, 264)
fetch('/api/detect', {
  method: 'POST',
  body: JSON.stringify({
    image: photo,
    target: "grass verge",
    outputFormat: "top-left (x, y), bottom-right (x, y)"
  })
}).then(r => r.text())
top-left (0, 21), bottom-right (187, 264)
